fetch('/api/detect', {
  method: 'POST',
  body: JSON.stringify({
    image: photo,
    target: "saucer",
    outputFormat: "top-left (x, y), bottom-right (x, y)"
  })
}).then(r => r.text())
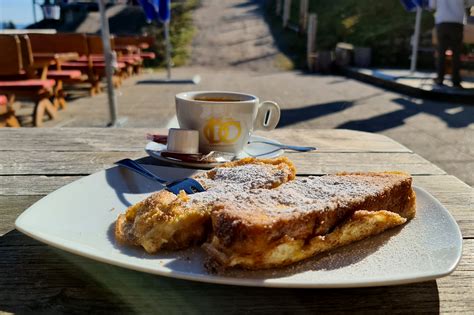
top-left (145, 135), bottom-right (284, 169)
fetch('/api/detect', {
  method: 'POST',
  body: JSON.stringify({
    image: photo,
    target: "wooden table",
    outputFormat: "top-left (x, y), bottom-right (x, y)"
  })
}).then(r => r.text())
top-left (0, 128), bottom-right (472, 313)
top-left (32, 52), bottom-right (81, 110)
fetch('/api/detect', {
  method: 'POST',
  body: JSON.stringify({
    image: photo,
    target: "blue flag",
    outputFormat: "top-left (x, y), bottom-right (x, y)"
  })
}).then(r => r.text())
top-left (159, 0), bottom-right (171, 23)
top-left (138, 0), bottom-right (159, 23)
top-left (400, 0), bottom-right (417, 11)
top-left (400, 0), bottom-right (430, 11)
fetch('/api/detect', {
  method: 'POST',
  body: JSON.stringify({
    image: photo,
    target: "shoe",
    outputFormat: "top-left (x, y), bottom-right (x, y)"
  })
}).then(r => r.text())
top-left (452, 83), bottom-right (464, 89)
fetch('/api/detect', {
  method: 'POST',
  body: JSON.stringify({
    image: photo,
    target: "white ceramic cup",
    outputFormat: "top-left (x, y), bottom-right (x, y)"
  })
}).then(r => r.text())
top-left (175, 91), bottom-right (280, 154)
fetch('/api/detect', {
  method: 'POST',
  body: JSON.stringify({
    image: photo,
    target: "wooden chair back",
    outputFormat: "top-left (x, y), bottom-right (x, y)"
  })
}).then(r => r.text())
top-left (114, 35), bottom-right (138, 47)
top-left (0, 35), bottom-right (23, 76)
top-left (138, 35), bottom-right (155, 48)
top-left (114, 35), bottom-right (155, 49)
top-left (28, 33), bottom-right (89, 56)
top-left (18, 35), bottom-right (45, 79)
top-left (18, 35), bottom-right (34, 70)
top-left (87, 35), bottom-right (115, 54)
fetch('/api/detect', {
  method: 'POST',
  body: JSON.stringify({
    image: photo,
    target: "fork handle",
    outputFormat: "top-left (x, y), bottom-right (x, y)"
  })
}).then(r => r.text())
top-left (278, 144), bottom-right (316, 152)
top-left (116, 159), bottom-right (167, 184)
top-left (249, 141), bottom-right (316, 152)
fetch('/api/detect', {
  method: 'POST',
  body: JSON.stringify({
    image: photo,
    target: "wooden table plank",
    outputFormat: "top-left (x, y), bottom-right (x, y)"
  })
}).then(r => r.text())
top-left (0, 128), bottom-right (411, 153)
top-left (0, 176), bottom-right (79, 195)
top-left (0, 195), bottom-right (41, 236)
top-left (0, 128), bottom-right (151, 152)
top-left (286, 152), bottom-right (445, 175)
top-left (0, 151), bottom-right (444, 176)
top-left (259, 129), bottom-right (412, 153)
top-left (0, 231), bottom-right (471, 313)
top-left (0, 151), bottom-right (146, 175)
top-left (413, 176), bottom-right (474, 238)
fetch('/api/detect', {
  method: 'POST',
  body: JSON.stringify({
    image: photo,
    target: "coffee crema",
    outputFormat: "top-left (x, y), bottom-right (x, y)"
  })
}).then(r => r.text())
top-left (194, 97), bottom-right (242, 102)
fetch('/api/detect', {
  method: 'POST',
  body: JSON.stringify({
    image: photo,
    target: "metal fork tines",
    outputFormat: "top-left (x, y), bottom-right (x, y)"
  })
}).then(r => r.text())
top-left (115, 158), bottom-right (205, 195)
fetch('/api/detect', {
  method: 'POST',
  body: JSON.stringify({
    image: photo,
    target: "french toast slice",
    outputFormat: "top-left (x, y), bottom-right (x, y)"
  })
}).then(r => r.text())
top-left (203, 172), bottom-right (416, 270)
top-left (115, 157), bottom-right (296, 253)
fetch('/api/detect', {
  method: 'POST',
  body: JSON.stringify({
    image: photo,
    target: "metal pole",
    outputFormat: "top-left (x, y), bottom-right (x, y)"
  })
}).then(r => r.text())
top-left (283, 0), bottom-right (291, 28)
top-left (164, 21), bottom-right (172, 80)
top-left (276, 0), bottom-right (282, 16)
top-left (33, 0), bottom-right (37, 23)
top-left (410, 6), bottom-right (422, 73)
top-left (98, 0), bottom-right (119, 127)
top-left (299, 0), bottom-right (308, 33)
top-left (307, 13), bottom-right (317, 70)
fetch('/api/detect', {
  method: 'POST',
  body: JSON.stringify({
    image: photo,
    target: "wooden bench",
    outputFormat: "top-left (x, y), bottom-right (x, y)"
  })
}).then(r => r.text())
top-left (115, 35), bottom-right (156, 55)
top-left (85, 35), bottom-right (131, 81)
top-left (18, 35), bottom-right (85, 110)
top-left (0, 35), bottom-right (57, 127)
top-left (115, 35), bottom-right (157, 66)
top-left (28, 33), bottom-right (102, 96)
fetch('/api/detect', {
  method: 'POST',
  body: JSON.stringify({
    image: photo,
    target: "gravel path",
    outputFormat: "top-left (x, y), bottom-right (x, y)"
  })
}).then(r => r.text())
top-left (190, 0), bottom-right (280, 72)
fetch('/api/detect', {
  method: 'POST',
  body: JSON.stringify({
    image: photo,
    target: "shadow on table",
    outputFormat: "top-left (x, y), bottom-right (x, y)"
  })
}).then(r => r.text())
top-left (0, 230), bottom-right (441, 313)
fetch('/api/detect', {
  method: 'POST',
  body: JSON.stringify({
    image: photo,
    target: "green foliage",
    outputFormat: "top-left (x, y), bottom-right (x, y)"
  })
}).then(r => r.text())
top-left (141, 0), bottom-right (198, 67)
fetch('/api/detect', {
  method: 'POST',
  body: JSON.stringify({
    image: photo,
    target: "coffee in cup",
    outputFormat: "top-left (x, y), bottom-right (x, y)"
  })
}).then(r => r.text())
top-left (175, 91), bottom-right (280, 154)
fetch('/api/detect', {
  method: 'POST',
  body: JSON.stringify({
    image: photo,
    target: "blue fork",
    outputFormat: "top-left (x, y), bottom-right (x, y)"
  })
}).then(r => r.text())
top-left (115, 159), bottom-right (205, 195)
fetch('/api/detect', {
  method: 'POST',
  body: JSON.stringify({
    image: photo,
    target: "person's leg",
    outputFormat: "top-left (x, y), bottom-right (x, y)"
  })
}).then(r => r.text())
top-left (450, 24), bottom-right (464, 86)
top-left (436, 24), bottom-right (448, 84)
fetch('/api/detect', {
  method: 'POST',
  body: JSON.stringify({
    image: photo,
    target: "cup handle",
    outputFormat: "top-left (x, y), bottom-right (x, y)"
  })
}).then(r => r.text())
top-left (255, 101), bottom-right (280, 131)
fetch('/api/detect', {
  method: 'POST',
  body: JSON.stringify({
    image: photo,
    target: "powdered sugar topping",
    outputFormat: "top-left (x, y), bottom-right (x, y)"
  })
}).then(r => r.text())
top-left (188, 164), bottom-right (399, 218)
top-left (188, 163), bottom-right (289, 204)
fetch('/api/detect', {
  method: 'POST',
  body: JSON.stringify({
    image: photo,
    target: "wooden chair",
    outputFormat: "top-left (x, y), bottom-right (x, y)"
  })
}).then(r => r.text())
top-left (0, 35), bottom-right (57, 127)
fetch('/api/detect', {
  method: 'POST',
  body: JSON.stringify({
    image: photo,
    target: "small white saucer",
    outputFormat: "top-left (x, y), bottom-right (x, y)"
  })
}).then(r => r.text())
top-left (145, 135), bottom-right (284, 169)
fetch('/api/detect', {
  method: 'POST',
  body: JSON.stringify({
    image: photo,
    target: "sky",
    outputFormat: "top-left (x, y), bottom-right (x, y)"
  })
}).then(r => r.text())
top-left (0, 0), bottom-right (42, 27)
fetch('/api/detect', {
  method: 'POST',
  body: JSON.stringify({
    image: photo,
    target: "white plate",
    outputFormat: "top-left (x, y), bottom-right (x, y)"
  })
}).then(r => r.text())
top-left (15, 165), bottom-right (463, 288)
top-left (145, 135), bottom-right (284, 169)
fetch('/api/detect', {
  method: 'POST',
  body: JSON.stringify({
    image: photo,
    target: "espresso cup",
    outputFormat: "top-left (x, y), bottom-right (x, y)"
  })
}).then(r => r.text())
top-left (175, 91), bottom-right (280, 154)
